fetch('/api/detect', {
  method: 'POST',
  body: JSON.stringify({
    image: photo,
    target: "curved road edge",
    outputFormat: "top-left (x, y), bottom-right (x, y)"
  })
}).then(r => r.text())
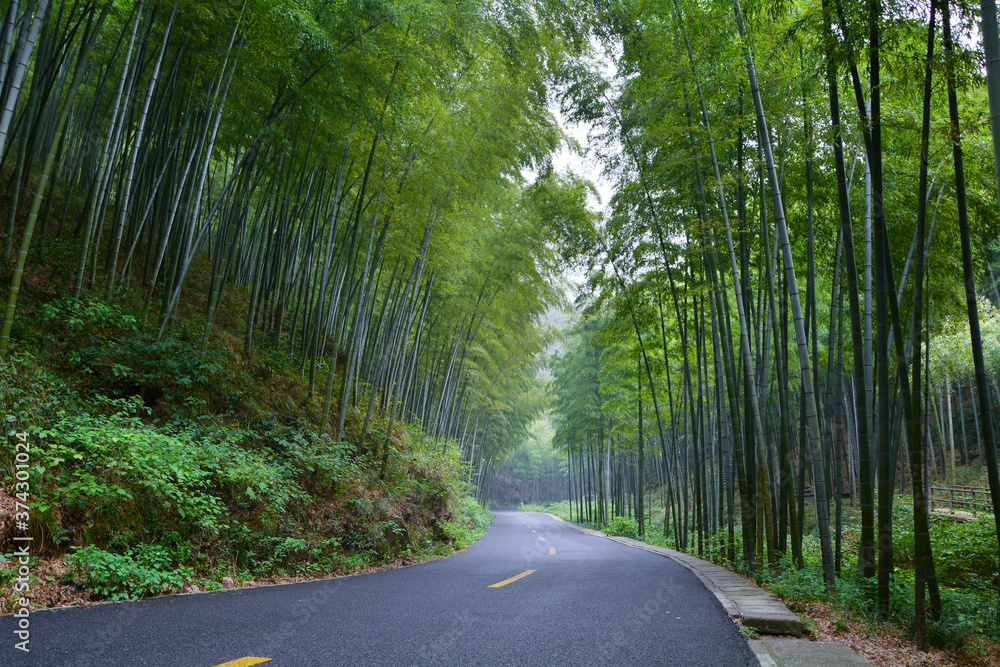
top-left (540, 512), bottom-right (800, 634)
top-left (547, 514), bottom-right (800, 633)
top-left (541, 513), bottom-right (876, 666)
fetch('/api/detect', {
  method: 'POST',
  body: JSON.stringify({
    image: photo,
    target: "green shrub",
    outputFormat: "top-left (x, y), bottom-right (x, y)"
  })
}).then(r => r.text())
top-left (1, 352), bottom-right (76, 442)
top-left (34, 398), bottom-right (227, 543)
top-left (37, 297), bottom-right (138, 340)
top-left (456, 496), bottom-right (493, 532)
top-left (340, 554), bottom-right (367, 573)
top-left (64, 544), bottom-right (194, 601)
top-left (260, 421), bottom-right (356, 495)
top-left (605, 515), bottom-right (640, 539)
top-left (241, 535), bottom-right (342, 576)
top-left (73, 333), bottom-right (222, 392)
top-left (762, 564), bottom-right (829, 604)
top-left (928, 516), bottom-right (998, 586)
top-left (641, 529), bottom-right (672, 548)
top-left (435, 499), bottom-right (493, 550)
top-left (29, 396), bottom-right (363, 554)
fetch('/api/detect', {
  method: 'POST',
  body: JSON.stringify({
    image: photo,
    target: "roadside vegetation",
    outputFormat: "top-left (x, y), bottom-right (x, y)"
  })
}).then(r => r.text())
top-left (1, 277), bottom-right (492, 608)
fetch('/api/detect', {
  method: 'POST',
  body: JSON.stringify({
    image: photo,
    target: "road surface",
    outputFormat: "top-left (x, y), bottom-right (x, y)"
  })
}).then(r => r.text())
top-left (1, 510), bottom-right (756, 666)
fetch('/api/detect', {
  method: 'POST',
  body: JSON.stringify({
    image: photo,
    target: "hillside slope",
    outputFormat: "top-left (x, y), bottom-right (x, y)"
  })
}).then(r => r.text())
top-left (1, 245), bottom-right (491, 612)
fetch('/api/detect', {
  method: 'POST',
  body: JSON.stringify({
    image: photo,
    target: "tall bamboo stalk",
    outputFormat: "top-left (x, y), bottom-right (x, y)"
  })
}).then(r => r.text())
top-left (1, 3), bottom-right (109, 361)
top-left (732, 0), bottom-right (835, 585)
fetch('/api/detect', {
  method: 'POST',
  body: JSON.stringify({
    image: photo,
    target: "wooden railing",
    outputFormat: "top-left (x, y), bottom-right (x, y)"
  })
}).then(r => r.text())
top-left (929, 485), bottom-right (992, 512)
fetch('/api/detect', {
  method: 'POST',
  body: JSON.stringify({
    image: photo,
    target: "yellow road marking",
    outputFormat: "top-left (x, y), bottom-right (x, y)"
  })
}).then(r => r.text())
top-left (488, 570), bottom-right (536, 588)
top-left (211, 659), bottom-right (271, 667)
top-left (538, 536), bottom-right (545, 541)
top-left (549, 547), bottom-right (556, 555)
top-left (531, 530), bottom-right (537, 533)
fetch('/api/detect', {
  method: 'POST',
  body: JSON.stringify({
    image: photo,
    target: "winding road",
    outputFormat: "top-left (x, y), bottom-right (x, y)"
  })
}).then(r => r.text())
top-left (2, 510), bottom-right (757, 666)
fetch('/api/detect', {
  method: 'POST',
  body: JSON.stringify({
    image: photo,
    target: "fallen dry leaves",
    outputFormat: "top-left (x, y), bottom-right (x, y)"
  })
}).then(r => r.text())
top-left (788, 601), bottom-right (1000, 667)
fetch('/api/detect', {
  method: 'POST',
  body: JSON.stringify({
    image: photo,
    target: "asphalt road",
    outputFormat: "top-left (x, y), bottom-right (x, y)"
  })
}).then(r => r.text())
top-left (1, 510), bottom-right (757, 666)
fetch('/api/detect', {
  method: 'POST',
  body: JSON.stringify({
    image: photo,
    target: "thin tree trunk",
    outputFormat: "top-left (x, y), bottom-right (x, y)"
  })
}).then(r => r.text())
top-left (1, 3), bottom-right (109, 361)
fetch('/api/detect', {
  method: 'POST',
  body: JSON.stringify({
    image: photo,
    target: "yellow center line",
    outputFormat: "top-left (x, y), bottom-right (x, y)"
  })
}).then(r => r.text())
top-left (549, 547), bottom-right (556, 555)
top-left (538, 536), bottom-right (545, 541)
top-left (531, 530), bottom-right (537, 533)
top-left (488, 569), bottom-right (536, 588)
top-left (211, 658), bottom-right (271, 667)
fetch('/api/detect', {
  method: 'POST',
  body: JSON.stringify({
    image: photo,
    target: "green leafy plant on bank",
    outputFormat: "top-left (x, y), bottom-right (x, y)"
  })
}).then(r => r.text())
top-left (2, 347), bottom-right (491, 602)
top-left (64, 544), bottom-right (194, 601)
top-left (449, 496), bottom-right (494, 548)
top-left (605, 515), bottom-right (640, 539)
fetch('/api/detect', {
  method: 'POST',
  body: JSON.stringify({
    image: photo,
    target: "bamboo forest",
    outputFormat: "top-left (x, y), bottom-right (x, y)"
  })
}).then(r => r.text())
top-left (4, 0), bottom-right (1000, 660)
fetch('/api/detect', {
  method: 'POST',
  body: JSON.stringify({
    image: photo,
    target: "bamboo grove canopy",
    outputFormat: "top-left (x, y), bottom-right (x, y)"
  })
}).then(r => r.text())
top-left (0, 0), bottom-right (599, 490)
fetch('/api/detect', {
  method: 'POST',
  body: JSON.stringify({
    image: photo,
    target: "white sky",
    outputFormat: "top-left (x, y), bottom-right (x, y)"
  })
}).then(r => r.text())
top-left (550, 105), bottom-right (615, 215)
top-left (550, 108), bottom-right (603, 298)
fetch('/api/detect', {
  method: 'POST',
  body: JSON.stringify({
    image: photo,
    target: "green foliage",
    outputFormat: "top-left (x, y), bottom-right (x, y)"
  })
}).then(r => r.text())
top-left (64, 544), bottom-right (194, 601)
top-left (892, 506), bottom-right (999, 587)
top-left (637, 529), bottom-right (673, 549)
top-left (2, 354), bottom-right (75, 446)
top-left (37, 298), bottom-right (138, 338)
top-left (7, 381), bottom-right (482, 585)
top-left (524, 170), bottom-right (600, 269)
top-left (19, 395), bottom-right (366, 557)
top-left (605, 515), bottom-right (640, 539)
top-left (33, 398), bottom-right (227, 543)
top-left (926, 297), bottom-right (1000, 388)
top-left (751, 516), bottom-right (1000, 648)
top-left (831, 569), bottom-right (1000, 647)
top-left (340, 554), bottom-right (368, 573)
top-left (445, 497), bottom-right (494, 549)
top-left (759, 562), bottom-right (830, 604)
top-left (460, 497), bottom-right (495, 532)
top-left (240, 536), bottom-right (342, 576)
top-left (72, 333), bottom-right (223, 393)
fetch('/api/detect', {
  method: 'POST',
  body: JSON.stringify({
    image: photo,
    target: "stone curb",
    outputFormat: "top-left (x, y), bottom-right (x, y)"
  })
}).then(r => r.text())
top-left (750, 638), bottom-right (870, 666)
